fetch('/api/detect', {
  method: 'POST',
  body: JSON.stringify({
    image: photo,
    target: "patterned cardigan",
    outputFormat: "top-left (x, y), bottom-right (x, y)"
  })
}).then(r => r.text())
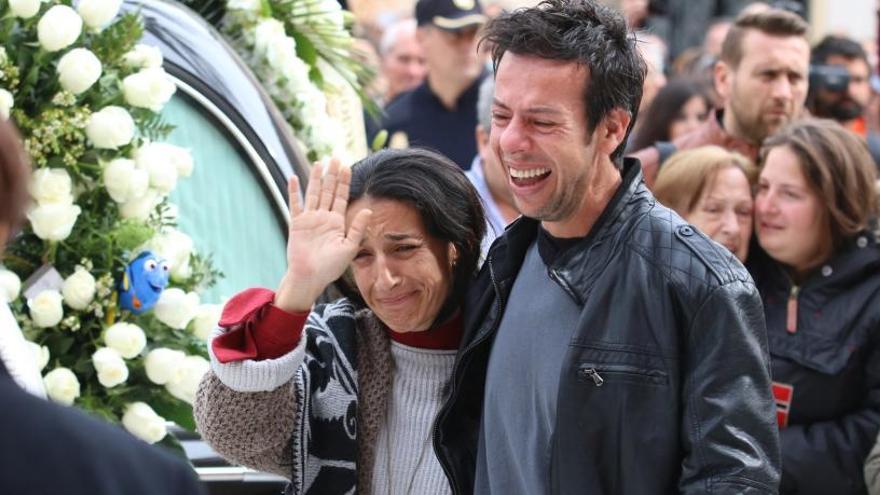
top-left (194, 299), bottom-right (397, 494)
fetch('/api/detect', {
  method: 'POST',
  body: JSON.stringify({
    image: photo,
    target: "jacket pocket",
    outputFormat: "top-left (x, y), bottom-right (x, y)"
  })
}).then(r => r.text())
top-left (576, 362), bottom-right (669, 387)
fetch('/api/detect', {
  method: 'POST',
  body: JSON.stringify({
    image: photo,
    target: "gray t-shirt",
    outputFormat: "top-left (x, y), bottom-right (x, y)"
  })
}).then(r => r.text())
top-left (474, 239), bottom-right (582, 494)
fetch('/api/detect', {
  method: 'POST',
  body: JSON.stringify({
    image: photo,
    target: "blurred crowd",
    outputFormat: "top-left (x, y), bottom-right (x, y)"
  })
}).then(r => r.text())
top-left (343, 0), bottom-right (880, 493)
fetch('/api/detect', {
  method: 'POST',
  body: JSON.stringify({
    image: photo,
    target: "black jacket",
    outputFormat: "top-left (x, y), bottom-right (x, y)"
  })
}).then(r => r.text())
top-left (0, 360), bottom-right (205, 495)
top-left (434, 160), bottom-right (781, 494)
top-left (750, 230), bottom-right (880, 495)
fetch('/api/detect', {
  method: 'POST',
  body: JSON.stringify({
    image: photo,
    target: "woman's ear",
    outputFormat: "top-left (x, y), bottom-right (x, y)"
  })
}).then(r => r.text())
top-left (448, 243), bottom-right (458, 270)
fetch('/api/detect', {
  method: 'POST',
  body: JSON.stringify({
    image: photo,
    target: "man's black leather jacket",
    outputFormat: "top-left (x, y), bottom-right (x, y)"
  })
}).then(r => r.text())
top-left (433, 159), bottom-right (781, 494)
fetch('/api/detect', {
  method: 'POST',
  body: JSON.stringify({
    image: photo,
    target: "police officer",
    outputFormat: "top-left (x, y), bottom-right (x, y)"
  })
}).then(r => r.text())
top-left (377, 0), bottom-right (488, 170)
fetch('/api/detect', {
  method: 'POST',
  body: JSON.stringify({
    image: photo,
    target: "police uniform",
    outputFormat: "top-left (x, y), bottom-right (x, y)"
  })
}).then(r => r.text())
top-left (370, 0), bottom-right (488, 170)
top-left (380, 68), bottom-right (488, 170)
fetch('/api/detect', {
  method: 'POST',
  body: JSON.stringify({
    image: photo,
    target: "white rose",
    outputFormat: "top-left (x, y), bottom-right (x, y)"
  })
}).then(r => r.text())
top-left (122, 44), bottom-right (163, 69)
top-left (146, 229), bottom-right (193, 281)
top-left (103, 158), bottom-right (149, 203)
top-left (9, 0), bottom-right (41, 18)
top-left (86, 106), bottom-right (134, 149)
top-left (144, 347), bottom-right (185, 385)
top-left (154, 288), bottom-right (199, 330)
top-left (265, 36), bottom-right (298, 73)
top-left (122, 68), bottom-right (176, 112)
top-left (0, 89), bottom-right (12, 119)
top-left (92, 347), bottom-right (128, 388)
top-left (27, 203), bottom-right (81, 241)
top-left (37, 5), bottom-right (83, 52)
top-left (61, 265), bottom-right (96, 310)
top-left (134, 143), bottom-right (178, 194)
top-left (191, 304), bottom-right (222, 340)
top-left (119, 188), bottom-right (160, 220)
top-left (254, 18), bottom-right (286, 56)
top-left (29, 167), bottom-right (73, 205)
top-left (26, 341), bottom-right (50, 371)
top-left (151, 142), bottom-right (193, 178)
top-left (27, 289), bottom-right (64, 328)
top-left (43, 367), bottom-right (80, 405)
top-left (122, 402), bottom-right (167, 444)
top-left (228, 0), bottom-right (260, 11)
top-left (169, 146), bottom-right (193, 177)
top-left (165, 355), bottom-right (208, 404)
top-left (0, 268), bottom-right (21, 302)
top-left (76, 0), bottom-right (122, 31)
top-left (56, 48), bottom-right (102, 95)
top-left (103, 322), bottom-right (146, 359)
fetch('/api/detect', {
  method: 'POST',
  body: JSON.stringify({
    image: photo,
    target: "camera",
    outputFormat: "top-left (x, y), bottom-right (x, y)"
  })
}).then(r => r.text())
top-left (810, 64), bottom-right (851, 94)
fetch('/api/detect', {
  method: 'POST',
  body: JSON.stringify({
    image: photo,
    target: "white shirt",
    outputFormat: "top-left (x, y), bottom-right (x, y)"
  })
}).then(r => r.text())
top-left (0, 300), bottom-right (46, 398)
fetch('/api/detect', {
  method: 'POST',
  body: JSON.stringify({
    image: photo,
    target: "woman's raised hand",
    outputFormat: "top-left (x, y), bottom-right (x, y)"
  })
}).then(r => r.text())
top-left (275, 159), bottom-right (372, 313)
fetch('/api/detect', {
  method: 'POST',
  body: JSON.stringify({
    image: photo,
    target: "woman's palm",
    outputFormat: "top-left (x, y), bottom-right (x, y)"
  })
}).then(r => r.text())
top-left (281, 160), bottom-right (371, 301)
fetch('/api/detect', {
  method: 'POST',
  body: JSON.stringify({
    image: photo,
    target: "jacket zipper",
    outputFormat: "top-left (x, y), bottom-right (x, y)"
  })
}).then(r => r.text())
top-left (786, 285), bottom-right (800, 334)
top-left (577, 364), bottom-right (669, 386)
top-left (432, 254), bottom-right (508, 495)
top-left (581, 367), bottom-right (605, 386)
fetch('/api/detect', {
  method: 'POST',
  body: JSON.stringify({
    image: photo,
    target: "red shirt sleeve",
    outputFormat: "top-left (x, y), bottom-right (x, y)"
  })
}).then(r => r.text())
top-left (211, 288), bottom-right (308, 363)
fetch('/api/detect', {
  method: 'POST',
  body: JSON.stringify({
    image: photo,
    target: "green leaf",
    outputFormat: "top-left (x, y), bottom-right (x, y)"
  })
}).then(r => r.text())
top-left (152, 396), bottom-right (197, 432)
top-left (291, 32), bottom-right (317, 67)
top-left (371, 129), bottom-right (388, 151)
top-left (111, 220), bottom-right (155, 252)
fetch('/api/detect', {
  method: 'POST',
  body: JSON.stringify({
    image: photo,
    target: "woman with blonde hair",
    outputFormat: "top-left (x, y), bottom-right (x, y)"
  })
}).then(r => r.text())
top-left (748, 119), bottom-right (879, 494)
top-left (653, 145), bottom-right (757, 261)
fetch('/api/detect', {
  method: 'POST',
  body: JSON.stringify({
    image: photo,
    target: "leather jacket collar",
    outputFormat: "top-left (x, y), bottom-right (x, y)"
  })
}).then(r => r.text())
top-left (486, 158), bottom-right (649, 305)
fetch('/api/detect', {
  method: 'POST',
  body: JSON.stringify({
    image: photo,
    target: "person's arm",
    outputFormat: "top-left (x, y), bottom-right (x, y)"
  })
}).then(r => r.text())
top-left (193, 289), bottom-right (310, 478)
top-left (211, 287), bottom-right (307, 363)
top-left (678, 280), bottom-right (781, 494)
top-left (195, 159), bottom-right (371, 477)
top-left (779, 341), bottom-right (880, 494)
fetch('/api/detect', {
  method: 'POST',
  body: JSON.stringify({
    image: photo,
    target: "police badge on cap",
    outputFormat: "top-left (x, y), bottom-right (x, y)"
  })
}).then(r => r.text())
top-left (415, 0), bottom-right (487, 30)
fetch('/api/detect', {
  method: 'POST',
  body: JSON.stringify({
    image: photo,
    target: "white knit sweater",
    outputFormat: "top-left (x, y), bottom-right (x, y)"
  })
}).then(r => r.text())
top-left (371, 342), bottom-right (455, 495)
top-left (205, 321), bottom-right (456, 494)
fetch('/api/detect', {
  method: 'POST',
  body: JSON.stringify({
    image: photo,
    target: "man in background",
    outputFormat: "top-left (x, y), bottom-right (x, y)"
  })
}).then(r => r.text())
top-left (466, 76), bottom-right (519, 256)
top-left (378, 18), bottom-right (427, 106)
top-left (0, 118), bottom-right (205, 495)
top-left (377, 0), bottom-right (488, 169)
top-left (631, 8), bottom-right (810, 187)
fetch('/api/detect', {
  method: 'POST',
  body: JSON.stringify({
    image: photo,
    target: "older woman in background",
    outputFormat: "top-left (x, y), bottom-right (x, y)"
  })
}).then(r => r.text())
top-left (653, 145), bottom-right (757, 261)
top-left (749, 119), bottom-right (879, 495)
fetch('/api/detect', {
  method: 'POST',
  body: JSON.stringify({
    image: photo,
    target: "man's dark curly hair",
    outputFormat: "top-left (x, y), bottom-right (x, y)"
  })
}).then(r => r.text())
top-left (481, 0), bottom-right (646, 163)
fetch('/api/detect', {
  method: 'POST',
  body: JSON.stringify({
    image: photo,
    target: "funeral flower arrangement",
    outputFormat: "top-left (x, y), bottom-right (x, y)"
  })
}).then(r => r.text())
top-left (222, 0), bottom-right (374, 162)
top-left (0, 0), bottom-right (220, 449)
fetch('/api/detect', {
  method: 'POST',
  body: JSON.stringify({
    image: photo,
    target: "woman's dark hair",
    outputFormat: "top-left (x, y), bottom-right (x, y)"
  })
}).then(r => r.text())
top-left (627, 78), bottom-right (711, 152)
top-left (0, 119), bottom-right (31, 238)
top-left (335, 148), bottom-right (486, 314)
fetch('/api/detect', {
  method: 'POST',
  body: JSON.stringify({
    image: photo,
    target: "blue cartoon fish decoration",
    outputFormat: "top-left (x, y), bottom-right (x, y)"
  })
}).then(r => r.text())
top-left (119, 251), bottom-right (170, 314)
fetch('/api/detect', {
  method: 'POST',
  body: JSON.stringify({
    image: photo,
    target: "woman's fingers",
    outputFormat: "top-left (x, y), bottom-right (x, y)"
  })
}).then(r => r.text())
top-left (346, 208), bottom-right (373, 247)
top-left (288, 176), bottom-right (302, 218)
top-left (304, 161), bottom-right (323, 211)
top-left (332, 165), bottom-right (352, 215)
top-left (318, 158), bottom-right (340, 210)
